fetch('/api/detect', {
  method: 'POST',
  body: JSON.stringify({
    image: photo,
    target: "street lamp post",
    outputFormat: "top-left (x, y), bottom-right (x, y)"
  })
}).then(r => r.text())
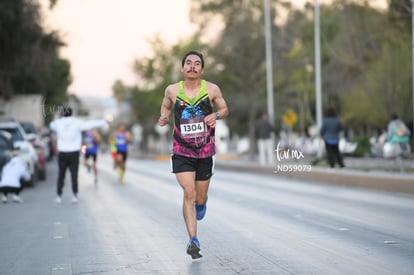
top-left (314, 0), bottom-right (322, 133)
top-left (263, 0), bottom-right (276, 159)
top-left (264, 0), bottom-right (275, 155)
top-left (412, 0), bottom-right (414, 141)
top-left (264, 0), bottom-right (274, 123)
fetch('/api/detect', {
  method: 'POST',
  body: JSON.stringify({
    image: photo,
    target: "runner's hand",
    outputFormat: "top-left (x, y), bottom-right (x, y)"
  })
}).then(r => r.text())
top-left (205, 113), bottom-right (216, 128)
top-left (158, 115), bottom-right (169, 126)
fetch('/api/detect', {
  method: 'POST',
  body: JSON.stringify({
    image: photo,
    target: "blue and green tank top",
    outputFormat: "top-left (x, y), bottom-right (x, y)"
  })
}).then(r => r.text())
top-left (115, 132), bottom-right (128, 152)
top-left (173, 80), bottom-right (215, 158)
top-left (84, 131), bottom-right (98, 154)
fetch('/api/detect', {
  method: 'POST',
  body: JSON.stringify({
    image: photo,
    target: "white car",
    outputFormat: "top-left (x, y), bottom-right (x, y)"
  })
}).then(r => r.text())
top-left (0, 119), bottom-right (38, 186)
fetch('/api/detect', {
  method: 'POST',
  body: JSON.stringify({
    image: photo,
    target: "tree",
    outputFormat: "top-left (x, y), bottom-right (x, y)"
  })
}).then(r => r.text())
top-left (341, 1), bottom-right (412, 131)
top-left (0, 0), bottom-right (71, 114)
top-left (293, 1), bottom-right (412, 136)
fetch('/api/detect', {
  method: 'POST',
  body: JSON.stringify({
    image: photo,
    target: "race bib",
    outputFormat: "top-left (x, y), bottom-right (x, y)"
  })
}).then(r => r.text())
top-left (180, 117), bottom-right (206, 137)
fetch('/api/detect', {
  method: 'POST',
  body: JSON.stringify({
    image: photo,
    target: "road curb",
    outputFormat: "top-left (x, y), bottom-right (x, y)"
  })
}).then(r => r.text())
top-left (147, 153), bottom-right (414, 195)
top-left (275, 168), bottom-right (414, 195)
top-left (215, 162), bottom-right (414, 195)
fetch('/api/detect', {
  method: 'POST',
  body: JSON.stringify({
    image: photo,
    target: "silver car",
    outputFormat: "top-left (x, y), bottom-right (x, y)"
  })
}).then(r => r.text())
top-left (0, 119), bottom-right (38, 186)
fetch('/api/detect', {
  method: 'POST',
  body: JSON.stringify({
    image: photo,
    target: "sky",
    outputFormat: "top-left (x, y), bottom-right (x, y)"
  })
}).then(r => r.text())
top-left (41, 0), bottom-right (387, 99)
top-left (41, 0), bottom-right (197, 98)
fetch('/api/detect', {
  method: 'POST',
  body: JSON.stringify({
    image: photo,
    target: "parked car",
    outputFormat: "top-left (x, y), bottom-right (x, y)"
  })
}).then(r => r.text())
top-left (0, 130), bottom-right (14, 177)
top-left (0, 118), bottom-right (38, 186)
top-left (41, 127), bottom-right (56, 161)
top-left (19, 121), bottom-right (46, 180)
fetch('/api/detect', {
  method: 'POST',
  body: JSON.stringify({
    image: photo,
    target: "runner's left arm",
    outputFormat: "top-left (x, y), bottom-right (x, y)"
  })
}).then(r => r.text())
top-left (205, 84), bottom-right (228, 127)
top-left (212, 85), bottom-right (228, 120)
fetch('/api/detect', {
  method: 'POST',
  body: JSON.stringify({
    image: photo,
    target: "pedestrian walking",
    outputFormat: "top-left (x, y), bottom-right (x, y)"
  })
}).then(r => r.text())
top-left (254, 112), bottom-right (274, 166)
top-left (158, 50), bottom-right (229, 259)
top-left (108, 123), bottom-right (132, 183)
top-left (387, 113), bottom-right (411, 157)
top-left (50, 106), bottom-right (107, 203)
top-left (83, 129), bottom-right (102, 184)
top-left (320, 107), bottom-right (345, 168)
top-left (0, 153), bottom-right (31, 203)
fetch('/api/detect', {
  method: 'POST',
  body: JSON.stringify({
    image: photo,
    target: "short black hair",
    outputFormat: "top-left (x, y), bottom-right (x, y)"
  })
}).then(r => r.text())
top-left (61, 106), bottom-right (73, 117)
top-left (181, 50), bottom-right (204, 68)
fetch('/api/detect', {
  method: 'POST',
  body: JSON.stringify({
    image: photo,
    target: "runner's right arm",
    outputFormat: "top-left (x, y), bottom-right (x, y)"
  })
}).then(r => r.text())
top-left (158, 85), bottom-right (174, 126)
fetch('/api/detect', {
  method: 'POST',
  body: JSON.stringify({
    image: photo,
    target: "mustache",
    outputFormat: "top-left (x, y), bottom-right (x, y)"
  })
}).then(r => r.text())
top-left (187, 69), bottom-right (197, 73)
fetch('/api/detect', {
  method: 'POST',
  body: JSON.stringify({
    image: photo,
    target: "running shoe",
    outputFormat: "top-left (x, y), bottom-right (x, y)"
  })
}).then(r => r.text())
top-left (186, 237), bottom-right (202, 259)
top-left (12, 194), bottom-right (23, 203)
top-left (2, 195), bottom-right (7, 203)
top-left (72, 196), bottom-right (78, 204)
top-left (118, 168), bottom-right (125, 183)
top-left (195, 203), bottom-right (207, 220)
top-left (56, 196), bottom-right (62, 204)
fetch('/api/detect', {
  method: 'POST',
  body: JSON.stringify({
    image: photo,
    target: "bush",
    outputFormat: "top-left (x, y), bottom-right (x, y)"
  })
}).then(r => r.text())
top-left (353, 136), bottom-right (371, 157)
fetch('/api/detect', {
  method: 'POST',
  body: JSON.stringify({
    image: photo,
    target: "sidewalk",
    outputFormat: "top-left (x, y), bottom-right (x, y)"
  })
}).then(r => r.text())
top-left (213, 154), bottom-right (414, 195)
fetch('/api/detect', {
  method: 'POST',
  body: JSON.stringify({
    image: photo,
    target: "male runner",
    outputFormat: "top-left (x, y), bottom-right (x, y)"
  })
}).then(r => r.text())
top-left (83, 129), bottom-right (102, 183)
top-left (158, 50), bottom-right (228, 259)
top-left (109, 124), bottom-right (132, 183)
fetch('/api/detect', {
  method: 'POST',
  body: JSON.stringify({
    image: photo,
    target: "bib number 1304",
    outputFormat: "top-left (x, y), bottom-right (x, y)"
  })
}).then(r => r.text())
top-left (180, 121), bottom-right (206, 137)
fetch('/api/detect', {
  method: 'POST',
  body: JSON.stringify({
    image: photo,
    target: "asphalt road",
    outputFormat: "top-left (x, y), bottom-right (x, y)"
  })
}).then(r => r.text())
top-left (0, 154), bottom-right (413, 275)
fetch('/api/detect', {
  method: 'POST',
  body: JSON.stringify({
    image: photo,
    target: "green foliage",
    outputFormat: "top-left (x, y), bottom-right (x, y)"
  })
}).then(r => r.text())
top-left (342, 42), bottom-right (411, 128)
top-left (43, 58), bottom-right (72, 124)
top-left (353, 135), bottom-right (371, 157)
top-left (0, 0), bottom-right (70, 118)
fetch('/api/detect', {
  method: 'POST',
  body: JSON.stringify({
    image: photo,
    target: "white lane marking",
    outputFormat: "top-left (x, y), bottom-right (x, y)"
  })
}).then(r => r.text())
top-left (53, 221), bottom-right (68, 239)
top-left (50, 264), bottom-right (72, 275)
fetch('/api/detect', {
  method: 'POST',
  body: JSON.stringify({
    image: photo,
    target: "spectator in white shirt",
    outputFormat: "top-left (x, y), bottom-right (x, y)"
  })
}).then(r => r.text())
top-left (0, 154), bottom-right (31, 203)
top-left (50, 106), bottom-right (107, 204)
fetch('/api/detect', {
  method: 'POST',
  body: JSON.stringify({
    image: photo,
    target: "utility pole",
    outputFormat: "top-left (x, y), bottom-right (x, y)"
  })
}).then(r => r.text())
top-left (411, 0), bottom-right (414, 141)
top-left (263, 0), bottom-right (276, 163)
top-left (264, 0), bottom-right (274, 123)
top-left (314, 0), bottom-right (322, 133)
